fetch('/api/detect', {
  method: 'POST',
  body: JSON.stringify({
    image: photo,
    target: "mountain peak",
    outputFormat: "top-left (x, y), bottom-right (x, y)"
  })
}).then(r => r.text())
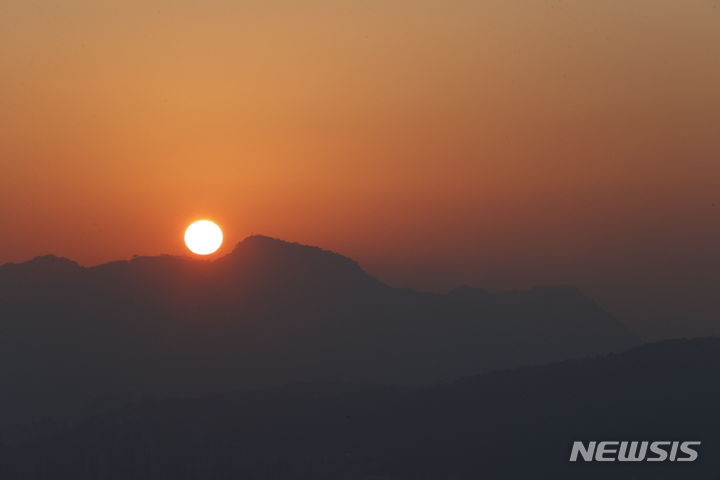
top-left (217, 235), bottom-right (382, 289)
top-left (232, 235), bottom-right (337, 254)
top-left (0, 254), bottom-right (81, 273)
top-left (229, 235), bottom-right (362, 269)
top-left (0, 255), bottom-right (82, 287)
top-left (30, 254), bottom-right (78, 265)
top-left (235, 234), bottom-right (289, 247)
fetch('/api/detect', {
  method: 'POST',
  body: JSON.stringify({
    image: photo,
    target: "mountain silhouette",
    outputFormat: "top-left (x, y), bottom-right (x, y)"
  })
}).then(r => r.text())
top-left (2, 338), bottom-right (718, 479)
top-left (0, 235), bottom-right (636, 429)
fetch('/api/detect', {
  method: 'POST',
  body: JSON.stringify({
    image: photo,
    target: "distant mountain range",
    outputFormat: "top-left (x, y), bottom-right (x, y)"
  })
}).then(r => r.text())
top-left (3, 338), bottom-right (719, 479)
top-left (0, 235), bottom-right (636, 427)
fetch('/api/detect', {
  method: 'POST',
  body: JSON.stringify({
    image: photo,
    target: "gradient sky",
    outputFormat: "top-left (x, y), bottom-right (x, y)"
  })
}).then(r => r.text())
top-left (1, 0), bottom-right (719, 338)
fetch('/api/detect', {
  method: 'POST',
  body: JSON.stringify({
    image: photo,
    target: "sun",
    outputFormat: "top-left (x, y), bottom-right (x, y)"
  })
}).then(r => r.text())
top-left (184, 220), bottom-right (223, 255)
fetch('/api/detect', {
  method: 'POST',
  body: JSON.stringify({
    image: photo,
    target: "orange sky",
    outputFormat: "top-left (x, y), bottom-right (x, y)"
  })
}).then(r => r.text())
top-left (1, 0), bottom-right (719, 337)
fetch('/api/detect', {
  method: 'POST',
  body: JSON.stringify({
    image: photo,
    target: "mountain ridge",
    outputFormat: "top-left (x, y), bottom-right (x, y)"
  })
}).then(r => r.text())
top-left (0, 235), bottom-right (638, 427)
top-left (1, 235), bottom-right (623, 302)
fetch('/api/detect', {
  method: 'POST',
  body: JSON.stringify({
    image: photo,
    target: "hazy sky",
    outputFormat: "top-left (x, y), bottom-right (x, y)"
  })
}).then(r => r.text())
top-left (1, 0), bottom-right (719, 338)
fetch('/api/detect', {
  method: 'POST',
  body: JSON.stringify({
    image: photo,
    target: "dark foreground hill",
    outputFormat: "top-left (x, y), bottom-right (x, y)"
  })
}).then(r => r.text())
top-left (2, 338), bottom-right (719, 479)
top-left (0, 236), bottom-right (635, 427)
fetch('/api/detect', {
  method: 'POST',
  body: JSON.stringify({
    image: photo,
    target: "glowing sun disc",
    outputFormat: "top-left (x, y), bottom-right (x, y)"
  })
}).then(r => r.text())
top-left (184, 220), bottom-right (223, 255)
